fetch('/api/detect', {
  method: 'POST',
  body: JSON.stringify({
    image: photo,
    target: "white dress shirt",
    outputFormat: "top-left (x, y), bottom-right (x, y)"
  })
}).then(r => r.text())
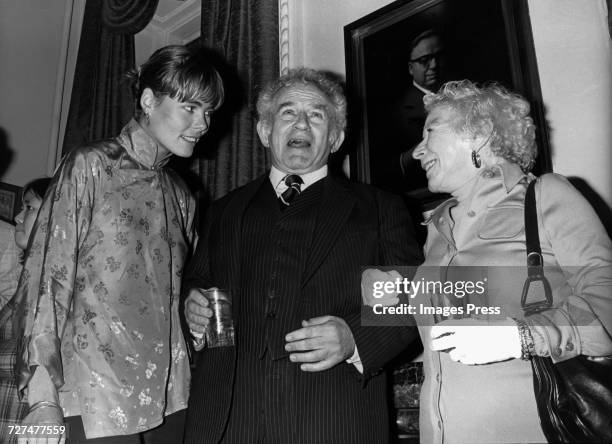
top-left (269, 164), bottom-right (328, 196)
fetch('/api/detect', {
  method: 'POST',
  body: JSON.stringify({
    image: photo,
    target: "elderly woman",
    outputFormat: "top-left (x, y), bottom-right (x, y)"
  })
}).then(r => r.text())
top-left (364, 80), bottom-right (612, 443)
top-left (13, 45), bottom-right (224, 443)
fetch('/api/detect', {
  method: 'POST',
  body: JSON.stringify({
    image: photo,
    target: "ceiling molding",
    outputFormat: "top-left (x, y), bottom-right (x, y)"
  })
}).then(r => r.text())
top-left (165, 5), bottom-right (199, 34)
top-left (152, 0), bottom-right (198, 25)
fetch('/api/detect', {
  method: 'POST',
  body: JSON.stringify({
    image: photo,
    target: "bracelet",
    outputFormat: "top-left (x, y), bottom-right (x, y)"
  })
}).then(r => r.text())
top-left (515, 319), bottom-right (535, 360)
top-left (28, 400), bottom-right (61, 413)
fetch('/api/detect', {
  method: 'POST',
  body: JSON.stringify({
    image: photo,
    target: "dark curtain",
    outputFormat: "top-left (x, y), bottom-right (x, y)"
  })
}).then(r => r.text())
top-left (195, 0), bottom-right (279, 201)
top-left (62, 0), bottom-right (158, 155)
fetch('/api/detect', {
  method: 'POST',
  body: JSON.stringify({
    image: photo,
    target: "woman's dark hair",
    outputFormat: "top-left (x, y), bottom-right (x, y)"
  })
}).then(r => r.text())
top-left (18, 177), bottom-right (52, 262)
top-left (23, 177), bottom-right (52, 201)
top-left (128, 45), bottom-right (225, 114)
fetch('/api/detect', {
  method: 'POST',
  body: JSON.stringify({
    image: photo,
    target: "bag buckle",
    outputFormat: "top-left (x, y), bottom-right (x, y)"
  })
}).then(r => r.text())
top-left (521, 252), bottom-right (553, 315)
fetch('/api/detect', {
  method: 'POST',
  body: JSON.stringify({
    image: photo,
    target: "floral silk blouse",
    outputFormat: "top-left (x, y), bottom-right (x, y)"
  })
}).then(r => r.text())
top-left (14, 120), bottom-right (195, 438)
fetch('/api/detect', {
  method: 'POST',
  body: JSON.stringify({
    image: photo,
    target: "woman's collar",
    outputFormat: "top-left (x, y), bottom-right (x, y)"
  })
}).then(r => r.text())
top-left (481, 162), bottom-right (528, 193)
top-left (424, 162), bottom-right (528, 224)
top-left (117, 119), bottom-right (172, 169)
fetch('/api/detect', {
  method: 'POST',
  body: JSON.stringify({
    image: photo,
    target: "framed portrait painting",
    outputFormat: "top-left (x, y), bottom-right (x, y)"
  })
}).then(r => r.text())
top-left (0, 182), bottom-right (21, 224)
top-left (345, 0), bottom-right (552, 212)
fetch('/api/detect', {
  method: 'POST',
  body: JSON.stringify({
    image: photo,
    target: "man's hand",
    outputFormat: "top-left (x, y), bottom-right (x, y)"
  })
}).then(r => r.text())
top-left (185, 288), bottom-right (214, 349)
top-left (430, 317), bottom-right (522, 365)
top-left (285, 316), bottom-right (356, 372)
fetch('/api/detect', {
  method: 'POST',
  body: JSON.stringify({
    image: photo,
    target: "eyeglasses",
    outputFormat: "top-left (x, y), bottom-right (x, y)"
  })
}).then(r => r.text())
top-left (409, 50), bottom-right (445, 66)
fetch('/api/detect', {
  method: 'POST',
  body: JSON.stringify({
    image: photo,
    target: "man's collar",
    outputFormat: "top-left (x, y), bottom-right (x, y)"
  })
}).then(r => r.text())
top-left (413, 80), bottom-right (433, 95)
top-left (270, 165), bottom-right (328, 196)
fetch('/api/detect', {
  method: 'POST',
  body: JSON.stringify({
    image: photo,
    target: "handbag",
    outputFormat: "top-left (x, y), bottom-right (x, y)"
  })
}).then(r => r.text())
top-left (522, 178), bottom-right (612, 443)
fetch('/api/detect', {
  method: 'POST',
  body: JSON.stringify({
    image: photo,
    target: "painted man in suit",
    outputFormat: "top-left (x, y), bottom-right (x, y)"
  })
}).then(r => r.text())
top-left (183, 68), bottom-right (422, 444)
top-left (383, 29), bottom-right (448, 197)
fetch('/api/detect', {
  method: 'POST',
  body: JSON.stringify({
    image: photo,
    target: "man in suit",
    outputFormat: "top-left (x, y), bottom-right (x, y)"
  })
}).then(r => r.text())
top-left (183, 68), bottom-right (422, 444)
top-left (384, 29), bottom-right (446, 195)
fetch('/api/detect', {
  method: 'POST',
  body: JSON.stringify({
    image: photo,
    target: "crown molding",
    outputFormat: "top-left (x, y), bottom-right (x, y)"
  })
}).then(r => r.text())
top-left (152, 0), bottom-right (198, 25)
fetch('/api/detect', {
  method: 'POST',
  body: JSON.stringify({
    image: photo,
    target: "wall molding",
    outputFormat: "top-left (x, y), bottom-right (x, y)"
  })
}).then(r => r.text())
top-left (279, 0), bottom-right (290, 75)
top-left (279, 0), bottom-right (304, 73)
top-left (48, 0), bottom-right (86, 172)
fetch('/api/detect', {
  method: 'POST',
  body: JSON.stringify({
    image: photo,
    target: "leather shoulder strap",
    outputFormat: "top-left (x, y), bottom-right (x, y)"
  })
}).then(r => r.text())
top-left (524, 179), bottom-right (540, 256)
top-left (522, 177), bottom-right (553, 313)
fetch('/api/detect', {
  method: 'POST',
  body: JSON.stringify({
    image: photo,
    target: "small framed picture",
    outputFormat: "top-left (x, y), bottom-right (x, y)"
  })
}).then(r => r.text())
top-left (0, 182), bottom-right (22, 224)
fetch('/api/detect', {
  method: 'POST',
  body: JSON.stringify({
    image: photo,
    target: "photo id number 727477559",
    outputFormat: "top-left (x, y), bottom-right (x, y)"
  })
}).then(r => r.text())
top-left (8, 424), bottom-right (66, 437)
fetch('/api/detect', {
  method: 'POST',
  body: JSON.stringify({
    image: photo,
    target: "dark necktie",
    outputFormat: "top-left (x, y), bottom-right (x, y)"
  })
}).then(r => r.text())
top-left (279, 174), bottom-right (303, 206)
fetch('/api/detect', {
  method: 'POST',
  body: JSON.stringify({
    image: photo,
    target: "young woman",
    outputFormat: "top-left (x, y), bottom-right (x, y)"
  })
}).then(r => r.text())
top-left (0, 177), bottom-right (51, 444)
top-left (14, 45), bottom-right (224, 443)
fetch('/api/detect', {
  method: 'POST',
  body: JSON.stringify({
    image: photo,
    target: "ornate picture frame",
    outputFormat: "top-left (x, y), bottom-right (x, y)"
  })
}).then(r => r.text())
top-left (345, 0), bottom-right (552, 206)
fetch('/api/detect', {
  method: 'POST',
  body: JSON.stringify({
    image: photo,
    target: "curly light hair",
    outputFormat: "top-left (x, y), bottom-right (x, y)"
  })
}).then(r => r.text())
top-left (424, 80), bottom-right (537, 172)
top-left (256, 68), bottom-right (347, 137)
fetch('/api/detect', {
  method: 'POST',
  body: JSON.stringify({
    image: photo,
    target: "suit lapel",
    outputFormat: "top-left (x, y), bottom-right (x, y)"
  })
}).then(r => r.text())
top-left (301, 176), bottom-right (356, 287)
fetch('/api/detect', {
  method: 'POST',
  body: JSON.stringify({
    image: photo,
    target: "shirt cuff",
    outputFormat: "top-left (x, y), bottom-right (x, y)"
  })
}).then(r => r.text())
top-left (190, 329), bottom-right (205, 351)
top-left (346, 346), bottom-right (363, 374)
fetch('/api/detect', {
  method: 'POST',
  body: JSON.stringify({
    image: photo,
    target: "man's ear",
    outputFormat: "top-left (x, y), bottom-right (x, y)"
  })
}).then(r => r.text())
top-left (256, 121), bottom-right (271, 148)
top-left (330, 130), bottom-right (345, 153)
top-left (140, 88), bottom-right (157, 116)
top-left (408, 62), bottom-right (415, 78)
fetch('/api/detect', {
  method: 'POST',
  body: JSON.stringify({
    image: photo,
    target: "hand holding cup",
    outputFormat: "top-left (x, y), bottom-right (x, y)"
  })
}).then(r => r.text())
top-left (185, 287), bottom-right (234, 348)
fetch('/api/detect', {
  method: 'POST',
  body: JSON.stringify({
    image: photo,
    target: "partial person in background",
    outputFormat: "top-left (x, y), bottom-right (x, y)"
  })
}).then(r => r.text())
top-left (13, 45), bottom-right (224, 444)
top-left (0, 219), bottom-right (19, 310)
top-left (396, 28), bottom-right (447, 151)
top-left (0, 177), bottom-right (51, 444)
top-left (383, 29), bottom-right (449, 197)
top-left (363, 80), bottom-right (612, 443)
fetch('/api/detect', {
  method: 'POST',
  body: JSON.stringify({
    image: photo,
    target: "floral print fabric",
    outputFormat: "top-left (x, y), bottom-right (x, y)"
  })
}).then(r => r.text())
top-left (14, 120), bottom-right (195, 438)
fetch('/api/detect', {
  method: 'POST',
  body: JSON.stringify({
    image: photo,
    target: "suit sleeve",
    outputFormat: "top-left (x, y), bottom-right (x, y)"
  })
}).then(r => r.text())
top-left (344, 191), bottom-right (423, 381)
top-left (181, 197), bottom-right (224, 297)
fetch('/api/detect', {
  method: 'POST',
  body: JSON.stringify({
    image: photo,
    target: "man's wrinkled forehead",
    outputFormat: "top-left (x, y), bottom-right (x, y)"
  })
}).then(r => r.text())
top-left (273, 84), bottom-right (331, 111)
top-left (410, 36), bottom-right (442, 59)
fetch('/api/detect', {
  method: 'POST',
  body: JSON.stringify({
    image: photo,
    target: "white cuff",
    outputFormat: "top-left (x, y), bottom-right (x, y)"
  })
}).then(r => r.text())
top-left (346, 346), bottom-right (363, 374)
top-left (191, 329), bottom-right (205, 351)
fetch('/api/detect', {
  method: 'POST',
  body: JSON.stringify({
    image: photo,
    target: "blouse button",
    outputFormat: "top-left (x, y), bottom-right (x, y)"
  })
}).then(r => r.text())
top-left (554, 347), bottom-right (563, 357)
top-left (565, 342), bottom-right (574, 352)
top-left (438, 217), bottom-right (446, 225)
top-left (467, 210), bottom-right (476, 217)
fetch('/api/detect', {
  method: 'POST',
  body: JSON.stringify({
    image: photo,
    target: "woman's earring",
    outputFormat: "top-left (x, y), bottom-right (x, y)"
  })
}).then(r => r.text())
top-left (144, 111), bottom-right (150, 125)
top-left (471, 150), bottom-right (482, 168)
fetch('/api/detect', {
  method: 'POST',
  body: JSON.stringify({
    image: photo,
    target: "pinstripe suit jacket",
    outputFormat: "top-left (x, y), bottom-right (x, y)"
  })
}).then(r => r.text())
top-left (183, 174), bottom-right (422, 443)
